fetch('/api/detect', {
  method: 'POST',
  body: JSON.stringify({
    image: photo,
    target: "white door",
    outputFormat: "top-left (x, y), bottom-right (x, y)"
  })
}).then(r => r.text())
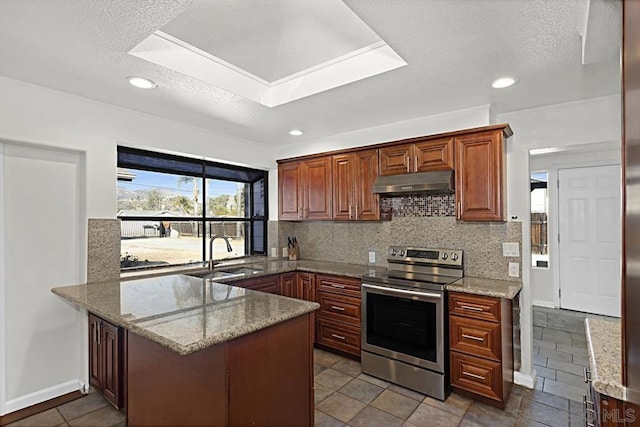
top-left (558, 165), bottom-right (621, 317)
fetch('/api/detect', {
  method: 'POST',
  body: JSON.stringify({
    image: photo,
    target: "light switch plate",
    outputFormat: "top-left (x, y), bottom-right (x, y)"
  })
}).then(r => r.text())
top-left (509, 262), bottom-right (520, 277)
top-left (503, 242), bottom-right (520, 257)
top-left (369, 251), bottom-right (376, 263)
top-left (282, 247), bottom-right (288, 258)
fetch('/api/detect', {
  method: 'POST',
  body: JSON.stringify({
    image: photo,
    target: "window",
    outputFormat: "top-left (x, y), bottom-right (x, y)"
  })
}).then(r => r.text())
top-left (531, 171), bottom-right (549, 268)
top-left (117, 147), bottom-right (268, 270)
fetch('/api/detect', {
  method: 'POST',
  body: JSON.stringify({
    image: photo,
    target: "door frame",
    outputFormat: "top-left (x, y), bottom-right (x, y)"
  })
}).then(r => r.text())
top-left (552, 160), bottom-right (621, 309)
top-left (0, 142), bottom-right (5, 416)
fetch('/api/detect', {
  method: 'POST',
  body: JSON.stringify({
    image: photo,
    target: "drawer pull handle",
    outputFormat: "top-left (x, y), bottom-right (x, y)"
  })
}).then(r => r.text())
top-left (462, 371), bottom-right (485, 381)
top-left (330, 284), bottom-right (346, 289)
top-left (331, 334), bottom-right (346, 341)
top-left (462, 334), bottom-right (484, 342)
top-left (330, 306), bottom-right (345, 311)
top-left (460, 305), bottom-right (484, 312)
top-left (583, 366), bottom-right (592, 383)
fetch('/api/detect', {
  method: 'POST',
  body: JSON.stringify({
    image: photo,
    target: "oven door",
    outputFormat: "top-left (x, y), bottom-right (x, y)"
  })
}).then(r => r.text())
top-left (361, 282), bottom-right (445, 373)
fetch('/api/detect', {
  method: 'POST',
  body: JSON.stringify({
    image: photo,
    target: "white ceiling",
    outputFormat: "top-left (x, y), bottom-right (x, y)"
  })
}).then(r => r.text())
top-left (160, 0), bottom-right (382, 83)
top-left (0, 0), bottom-right (621, 146)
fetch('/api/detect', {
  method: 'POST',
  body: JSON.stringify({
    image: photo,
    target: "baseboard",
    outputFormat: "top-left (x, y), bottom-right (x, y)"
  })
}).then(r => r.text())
top-left (3, 380), bottom-right (84, 415)
top-left (514, 369), bottom-right (537, 389)
top-left (532, 300), bottom-right (556, 309)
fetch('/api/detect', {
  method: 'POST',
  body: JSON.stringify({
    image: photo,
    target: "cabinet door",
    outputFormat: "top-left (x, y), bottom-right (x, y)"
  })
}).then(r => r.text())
top-left (278, 162), bottom-right (303, 220)
top-left (414, 138), bottom-right (454, 172)
top-left (297, 272), bottom-right (316, 302)
top-left (455, 131), bottom-right (505, 221)
top-left (88, 314), bottom-right (103, 391)
top-left (354, 149), bottom-right (380, 220)
top-left (302, 157), bottom-right (332, 220)
top-left (379, 144), bottom-right (412, 176)
top-left (101, 321), bottom-right (122, 408)
top-left (332, 154), bottom-right (355, 220)
top-left (279, 272), bottom-right (297, 297)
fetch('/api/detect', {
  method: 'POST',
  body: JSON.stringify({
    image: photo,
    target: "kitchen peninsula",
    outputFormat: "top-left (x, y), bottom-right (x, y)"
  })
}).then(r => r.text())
top-left (52, 274), bottom-right (319, 427)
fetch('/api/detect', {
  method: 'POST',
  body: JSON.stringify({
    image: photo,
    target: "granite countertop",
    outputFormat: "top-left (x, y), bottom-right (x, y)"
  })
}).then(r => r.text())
top-left (122, 257), bottom-right (387, 282)
top-left (585, 318), bottom-right (626, 400)
top-left (445, 276), bottom-right (522, 299)
top-left (52, 274), bottom-right (319, 356)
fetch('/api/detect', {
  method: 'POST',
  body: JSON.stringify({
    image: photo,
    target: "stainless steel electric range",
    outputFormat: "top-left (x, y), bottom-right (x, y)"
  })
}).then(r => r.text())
top-left (361, 246), bottom-right (463, 401)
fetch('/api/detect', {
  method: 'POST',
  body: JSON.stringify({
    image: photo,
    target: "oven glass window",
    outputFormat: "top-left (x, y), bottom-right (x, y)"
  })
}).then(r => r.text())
top-left (366, 293), bottom-right (438, 363)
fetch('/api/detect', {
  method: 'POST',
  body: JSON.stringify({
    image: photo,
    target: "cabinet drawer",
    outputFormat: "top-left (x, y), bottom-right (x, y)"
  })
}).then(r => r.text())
top-left (316, 318), bottom-right (360, 356)
top-left (317, 292), bottom-right (360, 325)
top-left (450, 352), bottom-right (502, 402)
top-left (316, 274), bottom-right (361, 296)
top-left (450, 315), bottom-right (501, 361)
top-left (233, 275), bottom-right (279, 294)
top-left (449, 293), bottom-right (500, 322)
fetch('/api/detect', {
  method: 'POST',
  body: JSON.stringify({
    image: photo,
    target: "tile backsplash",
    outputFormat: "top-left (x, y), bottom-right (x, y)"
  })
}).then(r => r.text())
top-left (380, 193), bottom-right (456, 217)
top-left (276, 216), bottom-right (522, 281)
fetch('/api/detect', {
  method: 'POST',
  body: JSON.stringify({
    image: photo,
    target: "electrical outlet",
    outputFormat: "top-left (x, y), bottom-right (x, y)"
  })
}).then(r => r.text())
top-left (270, 248), bottom-right (277, 258)
top-left (502, 242), bottom-right (520, 257)
top-left (282, 247), bottom-right (288, 258)
top-left (509, 262), bottom-right (520, 277)
top-left (369, 251), bottom-right (376, 263)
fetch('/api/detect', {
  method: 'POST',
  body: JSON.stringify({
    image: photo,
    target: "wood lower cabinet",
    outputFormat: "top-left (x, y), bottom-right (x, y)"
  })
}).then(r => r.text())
top-left (332, 149), bottom-right (380, 221)
top-left (379, 137), bottom-right (454, 176)
top-left (315, 274), bottom-right (361, 358)
top-left (88, 313), bottom-right (124, 409)
top-left (232, 274), bottom-right (279, 294)
top-left (448, 292), bottom-right (513, 409)
top-left (279, 272), bottom-right (315, 301)
top-left (454, 128), bottom-right (511, 221)
top-left (278, 157), bottom-right (332, 220)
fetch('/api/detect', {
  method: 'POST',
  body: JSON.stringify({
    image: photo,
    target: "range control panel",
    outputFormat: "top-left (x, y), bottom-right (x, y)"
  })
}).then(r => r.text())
top-left (387, 246), bottom-right (463, 267)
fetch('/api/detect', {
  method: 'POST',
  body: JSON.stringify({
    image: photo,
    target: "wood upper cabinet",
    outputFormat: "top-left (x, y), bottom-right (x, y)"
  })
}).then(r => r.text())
top-left (332, 149), bottom-right (379, 221)
top-left (278, 157), bottom-right (332, 220)
top-left (379, 138), bottom-right (454, 176)
top-left (88, 313), bottom-right (124, 409)
top-left (454, 130), bottom-right (506, 221)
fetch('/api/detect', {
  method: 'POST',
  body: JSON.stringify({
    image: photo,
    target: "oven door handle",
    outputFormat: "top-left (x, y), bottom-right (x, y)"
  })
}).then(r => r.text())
top-left (362, 283), bottom-right (442, 299)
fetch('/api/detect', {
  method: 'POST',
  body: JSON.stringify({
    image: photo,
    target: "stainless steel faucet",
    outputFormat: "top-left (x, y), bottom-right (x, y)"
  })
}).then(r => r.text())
top-left (209, 234), bottom-right (233, 270)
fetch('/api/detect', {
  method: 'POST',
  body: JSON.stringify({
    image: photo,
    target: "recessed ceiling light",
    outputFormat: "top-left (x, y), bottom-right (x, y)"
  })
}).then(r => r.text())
top-left (289, 129), bottom-right (303, 136)
top-left (490, 76), bottom-right (519, 89)
top-left (126, 76), bottom-right (157, 89)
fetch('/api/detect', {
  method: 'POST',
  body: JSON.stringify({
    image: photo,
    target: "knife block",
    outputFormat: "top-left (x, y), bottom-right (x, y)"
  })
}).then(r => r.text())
top-left (288, 243), bottom-right (299, 261)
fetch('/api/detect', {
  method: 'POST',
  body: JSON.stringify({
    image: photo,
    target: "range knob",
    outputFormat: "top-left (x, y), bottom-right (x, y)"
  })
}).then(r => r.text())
top-left (390, 249), bottom-right (397, 256)
top-left (399, 250), bottom-right (405, 256)
top-left (451, 253), bottom-right (459, 261)
top-left (441, 252), bottom-right (448, 260)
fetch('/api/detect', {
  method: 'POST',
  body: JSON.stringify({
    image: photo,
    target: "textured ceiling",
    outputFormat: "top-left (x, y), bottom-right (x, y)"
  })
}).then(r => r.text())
top-left (0, 0), bottom-right (621, 146)
top-left (160, 0), bottom-right (381, 82)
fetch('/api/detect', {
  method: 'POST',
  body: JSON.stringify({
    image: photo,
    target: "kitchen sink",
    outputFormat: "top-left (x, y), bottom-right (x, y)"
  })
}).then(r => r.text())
top-left (192, 265), bottom-right (264, 281)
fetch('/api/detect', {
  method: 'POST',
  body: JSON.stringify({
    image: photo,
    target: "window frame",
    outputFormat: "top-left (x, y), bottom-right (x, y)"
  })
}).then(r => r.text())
top-left (117, 146), bottom-right (268, 270)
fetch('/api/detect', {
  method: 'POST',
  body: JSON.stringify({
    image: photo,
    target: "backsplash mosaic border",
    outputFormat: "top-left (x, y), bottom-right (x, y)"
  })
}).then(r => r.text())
top-left (380, 193), bottom-right (456, 218)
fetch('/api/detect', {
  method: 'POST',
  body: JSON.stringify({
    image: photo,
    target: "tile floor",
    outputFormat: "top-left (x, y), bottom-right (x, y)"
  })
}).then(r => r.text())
top-left (10, 306), bottom-right (601, 427)
top-left (532, 305), bottom-right (616, 402)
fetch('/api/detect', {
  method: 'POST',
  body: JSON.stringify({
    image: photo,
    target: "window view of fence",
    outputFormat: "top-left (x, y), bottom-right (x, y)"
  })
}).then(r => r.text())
top-left (117, 147), bottom-right (267, 270)
top-left (531, 172), bottom-right (549, 268)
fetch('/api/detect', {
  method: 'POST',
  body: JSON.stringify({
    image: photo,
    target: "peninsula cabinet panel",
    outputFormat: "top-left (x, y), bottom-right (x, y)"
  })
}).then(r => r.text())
top-left (278, 157), bottom-right (332, 220)
top-left (454, 130), bottom-right (505, 221)
top-left (332, 149), bottom-right (380, 221)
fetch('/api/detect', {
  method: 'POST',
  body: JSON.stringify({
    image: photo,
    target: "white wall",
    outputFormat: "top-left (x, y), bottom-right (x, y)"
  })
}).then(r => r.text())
top-left (0, 76), bottom-right (274, 219)
top-left (498, 94), bottom-right (622, 387)
top-left (1, 143), bottom-right (86, 414)
top-left (529, 146), bottom-right (621, 307)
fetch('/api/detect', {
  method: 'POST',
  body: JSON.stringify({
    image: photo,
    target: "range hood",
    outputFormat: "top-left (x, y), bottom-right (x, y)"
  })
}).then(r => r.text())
top-left (372, 170), bottom-right (454, 195)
